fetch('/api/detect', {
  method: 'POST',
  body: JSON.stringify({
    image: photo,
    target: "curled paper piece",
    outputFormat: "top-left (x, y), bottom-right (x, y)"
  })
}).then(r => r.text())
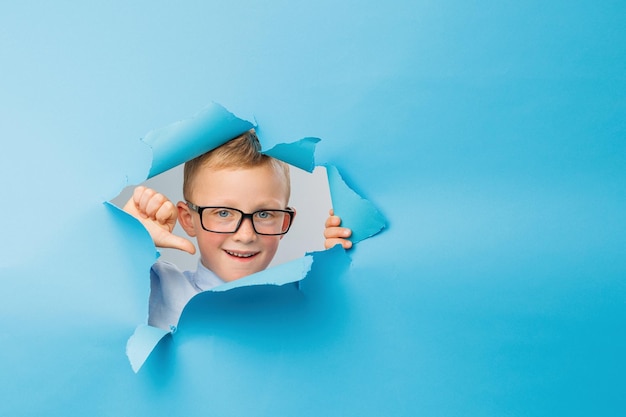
top-left (325, 164), bottom-right (387, 243)
top-left (142, 102), bottom-right (254, 179)
top-left (262, 137), bottom-right (321, 173)
top-left (126, 324), bottom-right (172, 373)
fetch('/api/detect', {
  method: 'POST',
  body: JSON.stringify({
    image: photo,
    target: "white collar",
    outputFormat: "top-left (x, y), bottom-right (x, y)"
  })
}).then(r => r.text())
top-left (190, 260), bottom-right (225, 292)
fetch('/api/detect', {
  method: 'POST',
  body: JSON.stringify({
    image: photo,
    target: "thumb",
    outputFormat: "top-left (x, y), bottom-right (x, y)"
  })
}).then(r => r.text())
top-left (153, 228), bottom-right (197, 255)
top-left (168, 235), bottom-right (196, 255)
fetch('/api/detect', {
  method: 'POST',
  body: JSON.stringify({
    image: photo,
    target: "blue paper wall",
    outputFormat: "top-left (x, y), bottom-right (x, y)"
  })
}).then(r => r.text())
top-left (1, 1), bottom-right (625, 416)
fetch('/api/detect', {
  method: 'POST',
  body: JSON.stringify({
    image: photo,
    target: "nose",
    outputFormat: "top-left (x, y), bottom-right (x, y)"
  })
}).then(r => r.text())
top-left (232, 217), bottom-right (257, 243)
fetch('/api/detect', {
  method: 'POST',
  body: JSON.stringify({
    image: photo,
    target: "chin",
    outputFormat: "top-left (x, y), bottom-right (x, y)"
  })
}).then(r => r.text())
top-left (220, 274), bottom-right (246, 283)
top-left (220, 267), bottom-right (263, 282)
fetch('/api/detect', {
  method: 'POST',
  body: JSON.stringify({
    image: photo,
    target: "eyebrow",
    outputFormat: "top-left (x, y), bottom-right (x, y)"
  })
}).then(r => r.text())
top-left (193, 201), bottom-right (288, 210)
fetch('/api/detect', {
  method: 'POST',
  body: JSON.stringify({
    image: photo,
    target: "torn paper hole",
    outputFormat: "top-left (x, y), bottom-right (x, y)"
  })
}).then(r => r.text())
top-left (110, 161), bottom-right (332, 273)
top-left (107, 102), bottom-right (386, 372)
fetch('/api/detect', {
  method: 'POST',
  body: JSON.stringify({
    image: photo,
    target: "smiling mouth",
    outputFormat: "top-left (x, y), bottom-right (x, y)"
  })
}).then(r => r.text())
top-left (224, 249), bottom-right (259, 259)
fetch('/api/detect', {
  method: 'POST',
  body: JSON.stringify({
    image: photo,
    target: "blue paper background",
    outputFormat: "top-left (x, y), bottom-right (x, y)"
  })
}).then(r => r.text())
top-left (1, 1), bottom-right (625, 416)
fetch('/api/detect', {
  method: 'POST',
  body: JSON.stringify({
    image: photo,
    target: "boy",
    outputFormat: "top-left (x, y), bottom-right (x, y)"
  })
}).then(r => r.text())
top-left (125, 130), bottom-right (352, 330)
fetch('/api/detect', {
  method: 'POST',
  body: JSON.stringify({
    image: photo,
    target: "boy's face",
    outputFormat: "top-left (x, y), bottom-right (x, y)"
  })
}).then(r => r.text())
top-left (178, 163), bottom-right (290, 282)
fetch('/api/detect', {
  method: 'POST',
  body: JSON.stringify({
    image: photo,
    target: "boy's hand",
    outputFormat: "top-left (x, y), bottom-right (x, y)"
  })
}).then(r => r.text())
top-left (324, 209), bottom-right (353, 249)
top-left (123, 186), bottom-right (196, 254)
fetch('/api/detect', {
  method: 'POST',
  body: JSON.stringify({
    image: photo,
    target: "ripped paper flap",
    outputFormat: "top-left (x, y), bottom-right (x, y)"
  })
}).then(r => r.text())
top-left (263, 137), bottom-right (321, 173)
top-left (325, 164), bottom-right (387, 243)
top-left (126, 324), bottom-right (171, 373)
top-left (142, 102), bottom-right (254, 179)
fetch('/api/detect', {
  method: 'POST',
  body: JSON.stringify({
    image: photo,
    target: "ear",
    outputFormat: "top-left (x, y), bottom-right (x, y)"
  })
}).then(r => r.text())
top-left (177, 201), bottom-right (198, 237)
top-left (280, 207), bottom-right (296, 240)
top-left (289, 207), bottom-right (297, 223)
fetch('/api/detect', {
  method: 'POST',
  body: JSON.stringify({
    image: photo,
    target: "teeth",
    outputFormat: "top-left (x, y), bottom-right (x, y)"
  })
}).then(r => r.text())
top-left (226, 250), bottom-right (256, 258)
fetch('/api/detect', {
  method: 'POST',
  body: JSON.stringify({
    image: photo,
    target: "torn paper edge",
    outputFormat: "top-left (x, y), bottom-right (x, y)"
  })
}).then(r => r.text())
top-left (120, 102), bottom-right (387, 372)
top-left (324, 164), bottom-right (387, 243)
top-left (209, 254), bottom-right (314, 292)
top-left (142, 102), bottom-right (254, 179)
top-left (262, 137), bottom-right (321, 173)
top-left (126, 324), bottom-right (172, 373)
top-left (127, 254), bottom-right (314, 373)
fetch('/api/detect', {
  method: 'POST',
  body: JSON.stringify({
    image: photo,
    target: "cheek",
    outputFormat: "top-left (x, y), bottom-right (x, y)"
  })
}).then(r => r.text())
top-left (260, 236), bottom-right (281, 258)
top-left (196, 233), bottom-right (225, 255)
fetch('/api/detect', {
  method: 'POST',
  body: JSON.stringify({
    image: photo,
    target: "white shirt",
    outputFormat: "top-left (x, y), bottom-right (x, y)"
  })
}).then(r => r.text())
top-left (148, 259), bottom-right (224, 330)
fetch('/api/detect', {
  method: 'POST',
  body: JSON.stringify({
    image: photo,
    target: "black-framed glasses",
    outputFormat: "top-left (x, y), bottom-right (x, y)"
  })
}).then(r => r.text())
top-left (186, 202), bottom-right (295, 236)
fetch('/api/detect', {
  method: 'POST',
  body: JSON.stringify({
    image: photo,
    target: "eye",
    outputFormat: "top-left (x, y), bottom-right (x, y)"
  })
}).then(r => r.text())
top-left (210, 208), bottom-right (234, 218)
top-left (256, 210), bottom-right (273, 219)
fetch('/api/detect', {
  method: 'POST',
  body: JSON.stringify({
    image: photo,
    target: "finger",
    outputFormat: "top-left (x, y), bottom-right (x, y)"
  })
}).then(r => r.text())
top-left (145, 192), bottom-right (169, 218)
top-left (329, 208), bottom-right (335, 216)
top-left (124, 186), bottom-right (145, 216)
top-left (132, 185), bottom-right (147, 206)
top-left (324, 226), bottom-right (351, 239)
top-left (325, 215), bottom-right (341, 228)
top-left (324, 238), bottom-right (352, 250)
top-left (132, 185), bottom-right (145, 200)
top-left (158, 233), bottom-right (197, 255)
top-left (154, 200), bottom-right (177, 227)
top-left (138, 187), bottom-right (157, 214)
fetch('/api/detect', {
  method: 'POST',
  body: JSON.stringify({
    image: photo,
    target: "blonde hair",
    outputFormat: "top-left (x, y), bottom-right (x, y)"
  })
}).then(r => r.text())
top-left (183, 129), bottom-right (291, 202)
